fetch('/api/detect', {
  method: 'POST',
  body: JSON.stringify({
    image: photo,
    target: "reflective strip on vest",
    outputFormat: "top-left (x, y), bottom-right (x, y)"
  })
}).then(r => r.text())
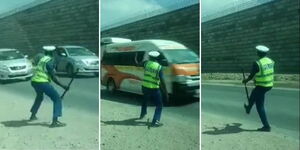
top-left (255, 57), bottom-right (274, 87)
top-left (31, 56), bottom-right (52, 83)
top-left (142, 61), bottom-right (161, 89)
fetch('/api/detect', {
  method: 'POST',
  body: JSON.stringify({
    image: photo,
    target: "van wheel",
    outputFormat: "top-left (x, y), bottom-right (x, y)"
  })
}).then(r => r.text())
top-left (107, 79), bottom-right (116, 94)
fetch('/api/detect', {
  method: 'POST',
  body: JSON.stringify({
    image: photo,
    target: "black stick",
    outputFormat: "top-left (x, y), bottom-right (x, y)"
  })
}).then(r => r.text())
top-left (60, 70), bottom-right (78, 99)
top-left (242, 69), bottom-right (250, 104)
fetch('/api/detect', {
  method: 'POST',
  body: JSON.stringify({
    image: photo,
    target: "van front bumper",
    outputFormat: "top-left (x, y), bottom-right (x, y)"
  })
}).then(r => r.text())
top-left (172, 82), bottom-right (199, 97)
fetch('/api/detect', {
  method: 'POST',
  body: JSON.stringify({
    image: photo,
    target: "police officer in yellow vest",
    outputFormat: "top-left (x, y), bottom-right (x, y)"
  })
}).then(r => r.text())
top-left (30, 46), bottom-right (69, 128)
top-left (140, 51), bottom-right (168, 127)
top-left (243, 45), bottom-right (274, 132)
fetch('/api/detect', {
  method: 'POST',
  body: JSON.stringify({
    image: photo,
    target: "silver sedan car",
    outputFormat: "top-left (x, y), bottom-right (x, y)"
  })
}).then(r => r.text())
top-left (54, 45), bottom-right (99, 76)
top-left (0, 49), bottom-right (33, 81)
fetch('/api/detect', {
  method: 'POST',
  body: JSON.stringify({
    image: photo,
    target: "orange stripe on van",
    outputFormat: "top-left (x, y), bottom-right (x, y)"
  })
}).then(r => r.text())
top-left (102, 65), bottom-right (141, 88)
top-left (172, 64), bottom-right (199, 76)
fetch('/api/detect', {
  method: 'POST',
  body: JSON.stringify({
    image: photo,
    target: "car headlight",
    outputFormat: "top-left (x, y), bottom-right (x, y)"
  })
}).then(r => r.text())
top-left (26, 61), bottom-right (33, 69)
top-left (75, 60), bottom-right (85, 66)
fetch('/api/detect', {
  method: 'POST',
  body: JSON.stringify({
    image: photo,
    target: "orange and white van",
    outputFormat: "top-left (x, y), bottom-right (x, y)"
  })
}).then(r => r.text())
top-left (101, 38), bottom-right (199, 101)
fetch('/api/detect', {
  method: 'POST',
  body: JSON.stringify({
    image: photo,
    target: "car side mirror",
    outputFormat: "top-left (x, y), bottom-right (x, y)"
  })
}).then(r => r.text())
top-left (61, 53), bottom-right (67, 57)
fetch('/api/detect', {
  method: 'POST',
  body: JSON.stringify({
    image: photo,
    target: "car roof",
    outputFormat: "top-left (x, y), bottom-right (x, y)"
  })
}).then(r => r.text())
top-left (57, 45), bottom-right (85, 48)
top-left (0, 48), bottom-right (17, 52)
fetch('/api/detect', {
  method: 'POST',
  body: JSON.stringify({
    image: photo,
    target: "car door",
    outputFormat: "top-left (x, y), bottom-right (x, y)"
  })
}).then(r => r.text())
top-left (54, 48), bottom-right (69, 72)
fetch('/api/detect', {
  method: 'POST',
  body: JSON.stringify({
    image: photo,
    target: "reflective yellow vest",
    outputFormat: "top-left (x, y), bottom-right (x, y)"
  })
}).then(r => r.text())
top-left (255, 57), bottom-right (274, 87)
top-left (142, 61), bottom-right (162, 89)
top-left (31, 56), bottom-right (52, 83)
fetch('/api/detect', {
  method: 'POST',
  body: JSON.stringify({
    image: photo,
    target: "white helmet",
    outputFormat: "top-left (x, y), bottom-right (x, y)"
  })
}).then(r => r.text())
top-left (148, 51), bottom-right (160, 57)
top-left (43, 46), bottom-right (56, 51)
top-left (256, 45), bottom-right (269, 52)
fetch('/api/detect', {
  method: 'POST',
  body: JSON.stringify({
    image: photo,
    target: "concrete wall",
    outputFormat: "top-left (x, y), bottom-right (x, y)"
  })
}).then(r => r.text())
top-left (202, 0), bottom-right (300, 73)
top-left (101, 4), bottom-right (200, 54)
top-left (0, 0), bottom-right (99, 56)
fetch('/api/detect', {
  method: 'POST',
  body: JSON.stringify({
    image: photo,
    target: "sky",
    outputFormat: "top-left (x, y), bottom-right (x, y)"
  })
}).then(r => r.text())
top-left (1, 0), bottom-right (257, 25)
top-left (100, 0), bottom-right (243, 27)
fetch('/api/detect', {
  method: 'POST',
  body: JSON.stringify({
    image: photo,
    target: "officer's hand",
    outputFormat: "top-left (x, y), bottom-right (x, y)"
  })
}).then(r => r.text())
top-left (242, 79), bottom-right (248, 84)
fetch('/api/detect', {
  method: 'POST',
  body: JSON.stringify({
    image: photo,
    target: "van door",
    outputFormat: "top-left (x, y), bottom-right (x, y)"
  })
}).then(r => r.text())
top-left (117, 51), bottom-right (144, 94)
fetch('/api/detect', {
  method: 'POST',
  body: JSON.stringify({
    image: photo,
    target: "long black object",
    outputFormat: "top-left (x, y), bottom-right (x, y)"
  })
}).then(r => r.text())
top-left (60, 70), bottom-right (77, 99)
top-left (242, 69), bottom-right (250, 104)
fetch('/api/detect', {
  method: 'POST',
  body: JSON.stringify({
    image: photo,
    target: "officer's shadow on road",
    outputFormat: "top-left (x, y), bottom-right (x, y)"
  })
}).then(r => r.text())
top-left (202, 123), bottom-right (258, 135)
top-left (1, 119), bottom-right (49, 128)
top-left (101, 118), bottom-right (149, 127)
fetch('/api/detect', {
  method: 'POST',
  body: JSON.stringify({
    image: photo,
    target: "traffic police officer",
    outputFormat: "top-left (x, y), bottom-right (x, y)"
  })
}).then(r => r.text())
top-left (243, 45), bottom-right (275, 132)
top-left (140, 51), bottom-right (168, 127)
top-left (29, 46), bottom-right (69, 128)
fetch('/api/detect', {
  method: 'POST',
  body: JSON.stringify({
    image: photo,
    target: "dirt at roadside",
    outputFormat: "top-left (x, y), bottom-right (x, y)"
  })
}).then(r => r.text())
top-left (201, 112), bottom-right (299, 150)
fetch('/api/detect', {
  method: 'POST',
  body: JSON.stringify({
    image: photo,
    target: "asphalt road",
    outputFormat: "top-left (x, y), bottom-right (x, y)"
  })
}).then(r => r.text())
top-left (100, 87), bottom-right (200, 122)
top-left (202, 84), bottom-right (300, 139)
top-left (0, 75), bottom-right (99, 113)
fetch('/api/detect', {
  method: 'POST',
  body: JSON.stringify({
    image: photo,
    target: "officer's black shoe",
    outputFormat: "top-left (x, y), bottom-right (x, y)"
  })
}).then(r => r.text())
top-left (29, 115), bottom-right (38, 121)
top-left (244, 104), bottom-right (250, 114)
top-left (151, 121), bottom-right (163, 127)
top-left (257, 126), bottom-right (271, 132)
top-left (139, 113), bottom-right (147, 119)
top-left (49, 121), bottom-right (66, 128)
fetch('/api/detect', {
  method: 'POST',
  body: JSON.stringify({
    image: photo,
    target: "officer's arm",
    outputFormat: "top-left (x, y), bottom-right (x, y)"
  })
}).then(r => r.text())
top-left (46, 61), bottom-right (68, 90)
top-left (245, 62), bottom-right (259, 82)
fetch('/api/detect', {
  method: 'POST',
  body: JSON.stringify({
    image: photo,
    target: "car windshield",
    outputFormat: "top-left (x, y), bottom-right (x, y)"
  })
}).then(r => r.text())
top-left (162, 49), bottom-right (199, 64)
top-left (66, 47), bottom-right (94, 56)
top-left (0, 50), bottom-right (24, 61)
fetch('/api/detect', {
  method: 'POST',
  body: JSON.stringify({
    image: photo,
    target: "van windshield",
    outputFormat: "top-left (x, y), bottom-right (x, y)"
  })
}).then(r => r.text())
top-left (162, 49), bottom-right (199, 64)
top-left (0, 50), bottom-right (24, 61)
top-left (66, 47), bottom-right (94, 56)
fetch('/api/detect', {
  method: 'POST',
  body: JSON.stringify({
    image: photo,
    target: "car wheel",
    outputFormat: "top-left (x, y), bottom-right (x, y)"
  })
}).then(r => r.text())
top-left (67, 65), bottom-right (74, 77)
top-left (107, 79), bottom-right (116, 94)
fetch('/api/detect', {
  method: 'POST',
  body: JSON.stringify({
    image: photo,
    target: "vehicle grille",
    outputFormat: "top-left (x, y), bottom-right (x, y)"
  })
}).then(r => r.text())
top-left (10, 65), bottom-right (26, 70)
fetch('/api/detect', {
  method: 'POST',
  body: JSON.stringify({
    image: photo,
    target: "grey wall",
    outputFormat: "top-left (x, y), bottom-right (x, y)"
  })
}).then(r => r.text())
top-left (0, 0), bottom-right (99, 56)
top-left (101, 4), bottom-right (200, 54)
top-left (202, 0), bottom-right (299, 73)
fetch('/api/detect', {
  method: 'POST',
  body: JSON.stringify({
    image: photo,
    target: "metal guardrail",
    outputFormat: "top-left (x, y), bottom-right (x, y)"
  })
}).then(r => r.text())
top-left (0, 0), bottom-right (50, 19)
top-left (101, 0), bottom-right (199, 31)
top-left (201, 0), bottom-right (275, 22)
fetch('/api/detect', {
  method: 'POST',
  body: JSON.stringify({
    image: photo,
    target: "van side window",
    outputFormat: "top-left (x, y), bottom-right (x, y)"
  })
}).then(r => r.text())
top-left (102, 52), bottom-right (136, 66)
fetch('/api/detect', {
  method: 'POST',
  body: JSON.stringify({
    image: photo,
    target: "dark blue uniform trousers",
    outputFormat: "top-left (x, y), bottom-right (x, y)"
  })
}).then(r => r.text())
top-left (141, 86), bottom-right (163, 123)
top-left (248, 86), bottom-right (272, 128)
top-left (31, 82), bottom-right (62, 118)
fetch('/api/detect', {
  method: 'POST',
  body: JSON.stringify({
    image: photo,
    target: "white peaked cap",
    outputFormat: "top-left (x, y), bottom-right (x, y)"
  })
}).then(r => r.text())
top-left (43, 46), bottom-right (56, 51)
top-left (148, 51), bottom-right (160, 57)
top-left (256, 45), bottom-right (269, 52)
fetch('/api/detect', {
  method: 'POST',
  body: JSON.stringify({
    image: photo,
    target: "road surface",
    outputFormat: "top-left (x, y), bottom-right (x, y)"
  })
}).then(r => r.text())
top-left (101, 88), bottom-right (200, 150)
top-left (0, 75), bottom-right (99, 113)
top-left (202, 84), bottom-right (299, 139)
top-left (0, 75), bottom-right (99, 150)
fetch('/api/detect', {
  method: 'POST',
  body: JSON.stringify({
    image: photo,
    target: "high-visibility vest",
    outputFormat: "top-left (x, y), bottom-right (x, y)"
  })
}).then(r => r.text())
top-left (142, 61), bottom-right (162, 89)
top-left (254, 57), bottom-right (275, 87)
top-left (31, 56), bottom-right (52, 83)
